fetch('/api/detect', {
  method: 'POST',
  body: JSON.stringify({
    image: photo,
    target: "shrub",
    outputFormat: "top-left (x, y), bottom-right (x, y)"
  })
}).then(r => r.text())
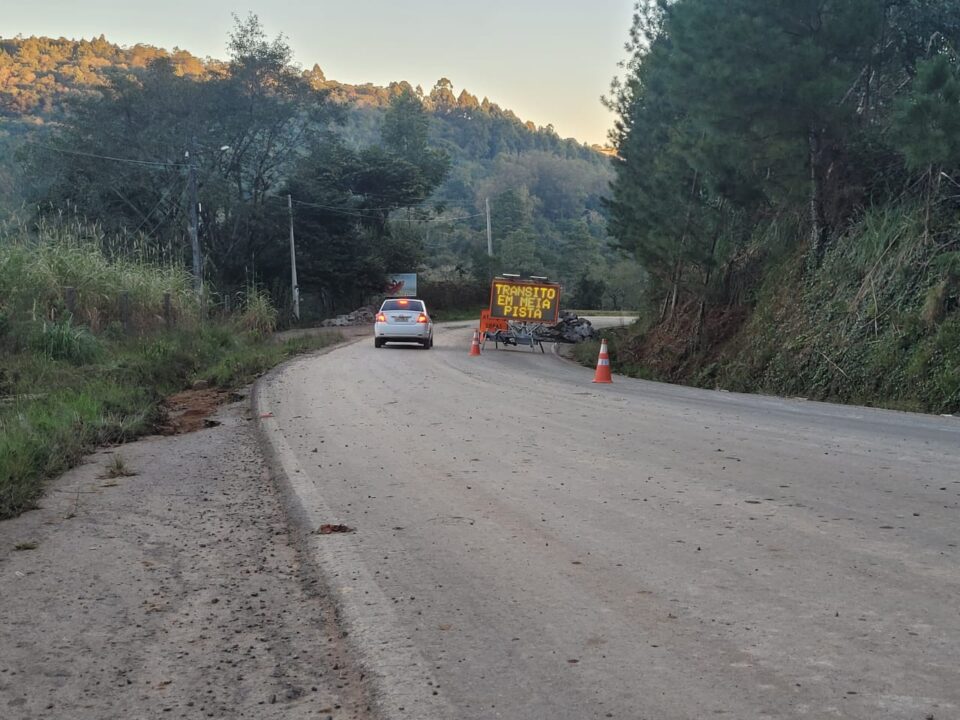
top-left (27, 318), bottom-right (103, 364)
top-left (238, 286), bottom-right (278, 336)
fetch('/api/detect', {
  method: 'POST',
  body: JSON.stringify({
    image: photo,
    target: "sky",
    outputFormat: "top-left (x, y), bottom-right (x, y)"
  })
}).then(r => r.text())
top-left (4, 1), bottom-right (636, 146)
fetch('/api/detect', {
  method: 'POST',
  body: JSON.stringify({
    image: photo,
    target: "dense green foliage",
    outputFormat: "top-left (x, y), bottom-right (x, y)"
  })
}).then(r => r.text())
top-left (604, 0), bottom-right (960, 412)
top-left (579, 204), bottom-right (960, 412)
top-left (1, 23), bottom-right (625, 313)
top-left (8, 18), bottom-right (452, 312)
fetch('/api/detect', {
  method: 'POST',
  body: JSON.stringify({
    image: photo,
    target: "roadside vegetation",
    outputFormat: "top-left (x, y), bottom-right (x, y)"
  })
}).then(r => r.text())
top-left (576, 204), bottom-right (960, 413)
top-left (598, 0), bottom-right (960, 414)
top-left (0, 222), bottom-right (341, 519)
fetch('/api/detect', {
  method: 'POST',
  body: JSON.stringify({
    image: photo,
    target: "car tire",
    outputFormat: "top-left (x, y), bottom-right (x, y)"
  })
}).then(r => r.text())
top-left (375, 338), bottom-right (384, 348)
top-left (422, 337), bottom-right (431, 349)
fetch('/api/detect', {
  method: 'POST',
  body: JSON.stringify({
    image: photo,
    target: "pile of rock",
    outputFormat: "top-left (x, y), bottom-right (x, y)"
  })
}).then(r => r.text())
top-left (539, 313), bottom-right (596, 343)
top-left (320, 305), bottom-right (376, 327)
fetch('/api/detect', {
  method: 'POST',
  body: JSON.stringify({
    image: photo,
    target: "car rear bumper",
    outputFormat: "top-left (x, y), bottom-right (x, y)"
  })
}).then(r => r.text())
top-left (375, 323), bottom-right (432, 340)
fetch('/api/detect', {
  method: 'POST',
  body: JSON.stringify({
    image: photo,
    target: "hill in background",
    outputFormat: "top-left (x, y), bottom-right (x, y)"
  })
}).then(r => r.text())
top-left (0, 34), bottom-right (631, 308)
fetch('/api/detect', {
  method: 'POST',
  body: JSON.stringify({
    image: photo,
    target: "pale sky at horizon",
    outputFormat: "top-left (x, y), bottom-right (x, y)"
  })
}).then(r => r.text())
top-left (4, 1), bottom-right (635, 146)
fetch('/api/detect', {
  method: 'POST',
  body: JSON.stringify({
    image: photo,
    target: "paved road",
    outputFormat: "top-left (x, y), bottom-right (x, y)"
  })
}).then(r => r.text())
top-left (257, 321), bottom-right (960, 720)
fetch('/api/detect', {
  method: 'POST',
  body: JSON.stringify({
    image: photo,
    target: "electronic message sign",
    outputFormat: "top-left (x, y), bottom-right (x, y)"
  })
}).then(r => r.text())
top-left (489, 279), bottom-right (562, 323)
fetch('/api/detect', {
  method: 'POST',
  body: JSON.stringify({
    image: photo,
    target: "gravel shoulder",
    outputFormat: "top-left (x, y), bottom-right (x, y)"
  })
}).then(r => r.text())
top-left (0, 390), bottom-right (370, 720)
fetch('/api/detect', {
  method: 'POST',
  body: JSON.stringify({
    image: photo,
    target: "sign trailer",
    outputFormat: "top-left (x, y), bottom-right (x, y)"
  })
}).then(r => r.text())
top-left (480, 276), bottom-right (563, 352)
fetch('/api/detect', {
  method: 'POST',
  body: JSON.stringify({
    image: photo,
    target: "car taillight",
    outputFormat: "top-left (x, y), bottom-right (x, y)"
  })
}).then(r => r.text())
top-left (417, 313), bottom-right (428, 324)
top-left (376, 313), bottom-right (387, 322)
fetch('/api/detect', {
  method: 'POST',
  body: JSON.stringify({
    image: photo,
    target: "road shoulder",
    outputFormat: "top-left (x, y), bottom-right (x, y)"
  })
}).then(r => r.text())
top-left (253, 343), bottom-right (456, 720)
top-left (0, 392), bottom-right (368, 720)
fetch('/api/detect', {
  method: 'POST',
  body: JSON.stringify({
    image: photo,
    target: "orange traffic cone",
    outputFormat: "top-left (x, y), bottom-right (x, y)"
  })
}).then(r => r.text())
top-left (592, 338), bottom-right (613, 383)
top-left (469, 329), bottom-right (482, 356)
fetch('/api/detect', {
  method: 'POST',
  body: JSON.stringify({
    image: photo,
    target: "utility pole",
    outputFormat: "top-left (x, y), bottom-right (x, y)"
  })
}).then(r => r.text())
top-left (288, 194), bottom-right (300, 321)
top-left (485, 197), bottom-right (493, 257)
top-left (187, 143), bottom-right (202, 297)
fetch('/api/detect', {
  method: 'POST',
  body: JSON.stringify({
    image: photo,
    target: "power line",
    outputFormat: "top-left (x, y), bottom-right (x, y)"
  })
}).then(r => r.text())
top-left (291, 197), bottom-right (378, 214)
top-left (25, 145), bottom-right (485, 225)
top-left (424, 212), bottom-right (485, 223)
top-left (269, 194), bottom-right (485, 224)
top-left (24, 140), bottom-right (186, 169)
top-left (285, 195), bottom-right (433, 214)
top-left (263, 194), bottom-right (371, 219)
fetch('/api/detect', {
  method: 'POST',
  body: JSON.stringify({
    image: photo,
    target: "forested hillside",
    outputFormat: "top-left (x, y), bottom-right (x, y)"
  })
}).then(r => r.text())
top-left (0, 25), bottom-right (633, 314)
top-left (601, 0), bottom-right (960, 414)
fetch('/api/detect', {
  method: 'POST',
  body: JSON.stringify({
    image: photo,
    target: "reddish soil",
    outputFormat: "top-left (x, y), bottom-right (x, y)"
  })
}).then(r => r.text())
top-left (156, 326), bottom-right (366, 435)
top-left (157, 387), bottom-right (235, 435)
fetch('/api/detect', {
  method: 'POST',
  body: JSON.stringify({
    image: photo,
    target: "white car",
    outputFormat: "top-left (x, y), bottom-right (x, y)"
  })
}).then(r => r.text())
top-left (374, 298), bottom-right (434, 349)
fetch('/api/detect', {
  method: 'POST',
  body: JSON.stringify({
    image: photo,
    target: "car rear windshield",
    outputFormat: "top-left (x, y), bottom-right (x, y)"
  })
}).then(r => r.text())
top-left (381, 300), bottom-right (424, 312)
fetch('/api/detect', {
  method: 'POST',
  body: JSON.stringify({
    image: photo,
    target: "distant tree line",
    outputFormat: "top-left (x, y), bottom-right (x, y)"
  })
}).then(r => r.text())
top-left (1, 21), bottom-right (637, 314)
top-left (13, 16), bottom-right (447, 314)
top-left (0, 32), bottom-right (598, 163)
top-left (0, 35), bottom-right (208, 116)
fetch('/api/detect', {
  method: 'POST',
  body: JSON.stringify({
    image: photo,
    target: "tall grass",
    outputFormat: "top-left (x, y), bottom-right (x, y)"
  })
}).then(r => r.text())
top-left (593, 202), bottom-right (960, 414)
top-left (711, 204), bottom-right (960, 412)
top-left (0, 325), bottom-right (343, 519)
top-left (26, 318), bottom-right (104, 364)
top-left (238, 285), bottom-right (278, 336)
top-left (0, 217), bottom-right (196, 332)
top-left (0, 220), bottom-right (341, 519)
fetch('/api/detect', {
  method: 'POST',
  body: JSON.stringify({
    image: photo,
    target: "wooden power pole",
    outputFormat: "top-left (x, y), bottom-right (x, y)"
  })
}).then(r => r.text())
top-left (187, 143), bottom-right (201, 297)
top-left (288, 194), bottom-right (300, 321)
top-left (485, 197), bottom-right (493, 257)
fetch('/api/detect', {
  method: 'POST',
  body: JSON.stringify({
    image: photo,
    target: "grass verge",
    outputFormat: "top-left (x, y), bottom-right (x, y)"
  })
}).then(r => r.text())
top-left (430, 307), bottom-right (485, 323)
top-left (0, 219), bottom-right (345, 519)
top-left (0, 325), bottom-right (342, 520)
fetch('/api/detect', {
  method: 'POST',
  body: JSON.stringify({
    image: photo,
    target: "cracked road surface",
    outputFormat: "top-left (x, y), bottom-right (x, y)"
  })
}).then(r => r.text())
top-left (256, 321), bottom-right (960, 720)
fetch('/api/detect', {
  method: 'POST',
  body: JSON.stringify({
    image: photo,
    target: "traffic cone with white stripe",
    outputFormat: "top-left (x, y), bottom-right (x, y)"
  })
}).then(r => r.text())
top-left (592, 338), bottom-right (612, 383)
top-left (469, 329), bottom-right (482, 356)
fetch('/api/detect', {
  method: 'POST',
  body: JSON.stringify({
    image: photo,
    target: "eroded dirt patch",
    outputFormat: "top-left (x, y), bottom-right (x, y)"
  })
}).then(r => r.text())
top-left (158, 387), bottom-right (234, 435)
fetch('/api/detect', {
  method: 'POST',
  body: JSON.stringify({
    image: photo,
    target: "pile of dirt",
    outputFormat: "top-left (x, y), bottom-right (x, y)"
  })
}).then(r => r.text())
top-left (157, 385), bottom-right (235, 435)
top-left (320, 305), bottom-right (376, 327)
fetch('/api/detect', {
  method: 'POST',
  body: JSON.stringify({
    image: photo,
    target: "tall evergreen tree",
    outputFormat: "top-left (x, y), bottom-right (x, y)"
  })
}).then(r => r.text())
top-left (608, 0), bottom-right (960, 319)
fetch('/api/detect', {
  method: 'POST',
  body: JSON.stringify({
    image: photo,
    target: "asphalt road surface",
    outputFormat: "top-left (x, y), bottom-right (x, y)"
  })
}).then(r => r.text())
top-left (256, 320), bottom-right (960, 720)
